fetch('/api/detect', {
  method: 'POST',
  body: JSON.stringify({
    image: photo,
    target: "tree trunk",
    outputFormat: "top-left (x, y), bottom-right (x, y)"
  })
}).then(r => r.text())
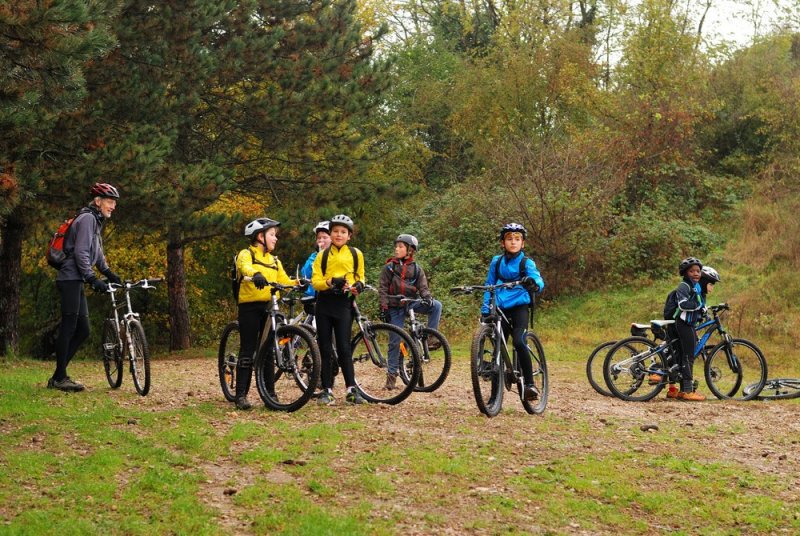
top-left (166, 234), bottom-right (191, 350)
top-left (0, 209), bottom-right (24, 356)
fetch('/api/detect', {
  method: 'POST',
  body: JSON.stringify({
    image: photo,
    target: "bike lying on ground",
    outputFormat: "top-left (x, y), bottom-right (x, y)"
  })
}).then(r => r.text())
top-left (451, 281), bottom-right (548, 417)
top-left (603, 303), bottom-right (767, 401)
top-left (102, 278), bottom-right (162, 396)
top-left (743, 377), bottom-right (800, 400)
top-left (386, 295), bottom-right (451, 393)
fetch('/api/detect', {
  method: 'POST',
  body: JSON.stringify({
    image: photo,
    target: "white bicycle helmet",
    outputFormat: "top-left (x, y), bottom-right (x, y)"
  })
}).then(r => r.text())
top-left (314, 221), bottom-right (330, 235)
top-left (244, 217), bottom-right (280, 238)
top-left (329, 214), bottom-right (354, 232)
top-left (701, 266), bottom-right (720, 283)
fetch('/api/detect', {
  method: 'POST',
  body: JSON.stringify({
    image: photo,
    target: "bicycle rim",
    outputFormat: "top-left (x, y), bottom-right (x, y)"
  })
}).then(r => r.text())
top-left (603, 337), bottom-right (665, 401)
top-left (470, 324), bottom-right (504, 417)
top-left (705, 339), bottom-right (766, 400)
top-left (586, 341), bottom-right (616, 397)
top-left (352, 323), bottom-right (420, 405)
top-left (128, 320), bottom-right (151, 396)
top-left (402, 327), bottom-right (451, 393)
top-left (255, 325), bottom-right (320, 412)
top-left (217, 321), bottom-right (239, 402)
top-left (745, 378), bottom-right (800, 400)
top-left (519, 333), bottom-right (548, 415)
top-left (102, 319), bottom-right (123, 389)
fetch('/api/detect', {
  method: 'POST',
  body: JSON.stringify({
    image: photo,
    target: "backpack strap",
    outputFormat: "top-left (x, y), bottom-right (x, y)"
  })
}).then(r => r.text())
top-left (320, 246), bottom-right (359, 278)
top-left (494, 254), bottom-right (527, 282)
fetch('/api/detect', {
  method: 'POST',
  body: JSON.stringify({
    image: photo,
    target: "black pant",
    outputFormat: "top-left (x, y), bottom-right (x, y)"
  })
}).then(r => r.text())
top-left (237, 301), bottom-right (268, 399)
top-left (500, 305), bottom-right (533, 384)
top-left (673, 319), bottom-right (697, 392)
top-left (315, 293), bottom-right (355, 390)
top-left (54, 280), bottom-right (90, 381)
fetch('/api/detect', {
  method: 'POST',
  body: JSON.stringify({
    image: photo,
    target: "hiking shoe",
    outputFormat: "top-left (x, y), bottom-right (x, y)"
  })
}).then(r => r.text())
top-left (235, 396), bottom-right (253, 410)
top-left (385, 373), bottom-right (397, 390)
top-left (51, 377), bottom-right (85, 392)
top-left (666, 386), bottom-right (680, 399)
top-left (317, 391), bottom-right (335, 405)
top-left (678, 391), bottom-right (706, 402)
top-left (345, 389), bottom-right (366, 405)
top-left (524, 385), bottom-right (539, 401)
top-left (647, 373), bottom-right (664, 385)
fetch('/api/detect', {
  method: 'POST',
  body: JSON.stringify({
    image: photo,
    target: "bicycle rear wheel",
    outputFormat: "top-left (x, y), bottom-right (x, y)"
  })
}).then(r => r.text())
top-left (586, 340), bottom-right (616, 397)
top-left (603, 337), bottom-right (666, 401)
top-left (470, 324), bottom-right (504, 417)
top-left (519, 333), bottom-right (548, 415)
top-left (351, 323), bottom-right (420, 404)
top-left (217, 321), bottom-right (240, 402)
top-left (127, 319), bottom-right (151, 396)
top-left (255, 325), bottom-right (320, 412)
top-left (102, 319), bottom-right (123, 389)
top-left (744, 378), bottom-right (800, 400)
top-left (400, 327), bottom-right (451, 393)
top-left (705, 338), bottom-right (766, 400)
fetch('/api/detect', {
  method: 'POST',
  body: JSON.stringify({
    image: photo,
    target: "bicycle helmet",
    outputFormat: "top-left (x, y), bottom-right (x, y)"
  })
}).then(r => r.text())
top-left (90, 182), bottom-right (120, 199)
top-left (329, 214), bottom-right (354, 232)
top-left (499, 222), bottom-right (527, 240)
top-left (395, 233), bottom-right (419, 251)
top-left (678, 256), bottom-right (703, 276)
top-left (314, 221), bottom-right (330, 235)
top-left (244, 217), bottom-right (280, 238)
top-left (700, 266), bottom-right (720, 283)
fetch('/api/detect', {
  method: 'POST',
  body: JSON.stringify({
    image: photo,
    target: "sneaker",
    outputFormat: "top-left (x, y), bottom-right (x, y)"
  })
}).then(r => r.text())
top-left (345, 389), bottom-right (366, 405)
top-left (46, 376), bottom-right (55, 389)
top-left (426, 339), bottom-right (442, 351)
top-left (647, 373), bottom-right (664, 385)
top-left (666, 386), bottom-right (680, 399)
top-left (524, 385), bottom-right (539, 401)
top-left (317, 391), bottom-right (335, 405)
top-left (385, 374), bottom-right (397, 390)
top-left (678, 391), bottom-right (706, 401)
top-left (51, 377), bottom-right (85, 392)
top-left (235, 397), bottom-right (253, 410)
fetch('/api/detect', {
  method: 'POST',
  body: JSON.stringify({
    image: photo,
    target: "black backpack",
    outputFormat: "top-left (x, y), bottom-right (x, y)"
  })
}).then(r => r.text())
top-left (663, 281), bottom-right (691, 320)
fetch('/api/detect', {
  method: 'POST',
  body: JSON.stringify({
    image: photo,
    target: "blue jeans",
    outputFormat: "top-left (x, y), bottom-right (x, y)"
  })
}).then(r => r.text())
top-left (387, 299), bottom-right (442, 375)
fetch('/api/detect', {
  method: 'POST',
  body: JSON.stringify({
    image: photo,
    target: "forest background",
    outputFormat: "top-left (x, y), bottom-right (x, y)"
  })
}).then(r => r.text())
top-left (1, 0), bottom-right (799, 359)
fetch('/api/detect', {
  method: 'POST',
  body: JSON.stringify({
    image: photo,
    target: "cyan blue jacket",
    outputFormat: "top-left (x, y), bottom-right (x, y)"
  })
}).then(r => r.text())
top-left (300, 251), bottom-right (318, 298)
top-left (481, 252), bottom-right (544, 314)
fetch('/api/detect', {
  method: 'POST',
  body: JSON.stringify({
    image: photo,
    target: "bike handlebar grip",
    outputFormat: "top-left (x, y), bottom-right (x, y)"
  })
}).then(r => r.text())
top-left (146, 277), bottom-right (163, 283)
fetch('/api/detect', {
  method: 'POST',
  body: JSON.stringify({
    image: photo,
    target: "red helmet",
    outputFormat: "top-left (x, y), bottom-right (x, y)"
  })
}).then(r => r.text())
top-left (90, 182), bottom-right (119, 199)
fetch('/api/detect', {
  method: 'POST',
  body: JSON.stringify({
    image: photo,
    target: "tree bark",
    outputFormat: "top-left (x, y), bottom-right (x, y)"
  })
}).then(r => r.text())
top-left (166, 233), bottom-right (191, 350)
top-left (0, 208), bottom-right (24, 356)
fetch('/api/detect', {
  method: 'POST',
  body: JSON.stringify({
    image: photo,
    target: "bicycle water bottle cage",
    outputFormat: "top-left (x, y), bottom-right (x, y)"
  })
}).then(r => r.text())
top-left (630, 323), bottom-right (650, 337)
top-left (649, 320), bottom-right (674, 341)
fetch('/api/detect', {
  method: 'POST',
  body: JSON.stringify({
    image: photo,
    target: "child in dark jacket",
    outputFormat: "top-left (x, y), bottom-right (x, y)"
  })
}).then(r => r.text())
top-left (378, 234), bottom-right (442, 390)
top-left (667, 257), bottom-right (706, 401)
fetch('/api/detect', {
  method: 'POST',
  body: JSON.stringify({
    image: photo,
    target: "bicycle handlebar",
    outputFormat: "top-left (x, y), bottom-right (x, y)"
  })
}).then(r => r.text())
top-left (450, 281), bottom-right (523, 295)
top-left (108, 278), bottom-right (162, 292)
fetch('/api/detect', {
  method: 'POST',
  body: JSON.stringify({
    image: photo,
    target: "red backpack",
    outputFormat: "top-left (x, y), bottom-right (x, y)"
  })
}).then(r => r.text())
top-left (46, 209), bottom-right (88, 269)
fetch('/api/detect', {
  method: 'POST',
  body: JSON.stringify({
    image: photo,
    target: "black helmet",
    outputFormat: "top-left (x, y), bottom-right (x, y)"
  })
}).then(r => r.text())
top-left (701, 266), bottom-right (720, 283)
top-left (678, 257), bottom-right (703, 276)
top-left (499, 222), bottom-right (527, 240)
top-left (244, 217), bottom-right (280, 238)
top-left (395, 233), bottom-right (419, 251)
top-left (329, 214), bottom-right (354, 232)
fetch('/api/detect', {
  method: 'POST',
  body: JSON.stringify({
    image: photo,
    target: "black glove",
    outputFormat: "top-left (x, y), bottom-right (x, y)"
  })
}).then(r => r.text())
top-left (421, 297), bottom-right (434, 307)
top-left (297, 278), bottom-right (310, 290)
top-left (102, 269), bottom-right (122, 285)
top-left (330, 277), bottom-right (346, 290)
top-left (252, 272), bottom-right (267, 290)
top-left (88, 276), bottom-right (108, 293)
top-left (352, 281), bottom-right (364, 294)
top-left (379, 309), bottom-right (391, 322)
top-left (520, 276), bottom-right (539, 291)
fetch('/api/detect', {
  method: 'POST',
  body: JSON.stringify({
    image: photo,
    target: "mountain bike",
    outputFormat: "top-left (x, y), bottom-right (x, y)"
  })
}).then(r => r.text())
top-left (350, 285), bottom-right (422, 404)
top-left (451, 281), bottom-right (548, 417)
top-left (743, 377), bottom-right (800, 400)
top-left (242, 279), bottom-right (321, 412)
top-left (603, 304), bottom-right (767, 401)
top-left (387, 295), bottom-right (451, 393)
top-left (102, 278), bottom-right (161, 396)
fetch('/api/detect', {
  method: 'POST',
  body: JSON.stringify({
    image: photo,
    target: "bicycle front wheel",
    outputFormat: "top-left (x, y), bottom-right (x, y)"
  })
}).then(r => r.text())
top-left (102, 319), bottom-right (123, 389)
top-left (705, 338), bottom-right (766, 400)
top-left (400, 327), bottom-right (451, 393)
top-left (127, 319), bottom-right (151, 396)
top-left (217, 321), bottom-right (240, 402)
top-left (351, 323), bottom-right (421, 405)
top-left (586, 340), bottom-right (616, 397)
top-left (470, 324), bottom-right (504, 417)
top-left (744, 378), bottom-right (800, 400)
top-left (255, 325), bottom-right (321, 412)
top-left (603, 337), bottom-right (666, 401)
top-left (519, 333), bottom-right (548, 415)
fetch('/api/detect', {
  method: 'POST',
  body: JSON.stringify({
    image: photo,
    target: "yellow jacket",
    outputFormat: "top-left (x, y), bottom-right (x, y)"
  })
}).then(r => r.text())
top-left (311, 245), bottom-right (365, 292)
top-left (236, 246), bottom-right (296, 304)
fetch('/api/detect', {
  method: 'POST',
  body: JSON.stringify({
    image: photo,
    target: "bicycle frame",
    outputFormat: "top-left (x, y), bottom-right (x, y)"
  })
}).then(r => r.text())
top-left (106, 279), bottom-right (159, 357)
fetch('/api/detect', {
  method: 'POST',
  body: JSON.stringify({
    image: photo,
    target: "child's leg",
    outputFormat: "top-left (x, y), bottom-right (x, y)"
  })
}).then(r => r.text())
top-left (315, 313), bottom-right (336, 390)
top-left (674, 319), bottom-right (698, 392)
top-left (331, 307), bottom-right (356, 388)
top-left (386, 307), bottom-right (405, 376)
top-left (501, 305), bottom-right (532, 383)
top-left (411, 299), bottom-right (442, 330)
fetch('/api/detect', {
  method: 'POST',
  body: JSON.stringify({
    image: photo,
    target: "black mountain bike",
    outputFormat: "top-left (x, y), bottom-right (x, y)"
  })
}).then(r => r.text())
top-left (452, 281), bottom-right (548, 417)
top-left (102, 278), bottom-right (161, 396)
